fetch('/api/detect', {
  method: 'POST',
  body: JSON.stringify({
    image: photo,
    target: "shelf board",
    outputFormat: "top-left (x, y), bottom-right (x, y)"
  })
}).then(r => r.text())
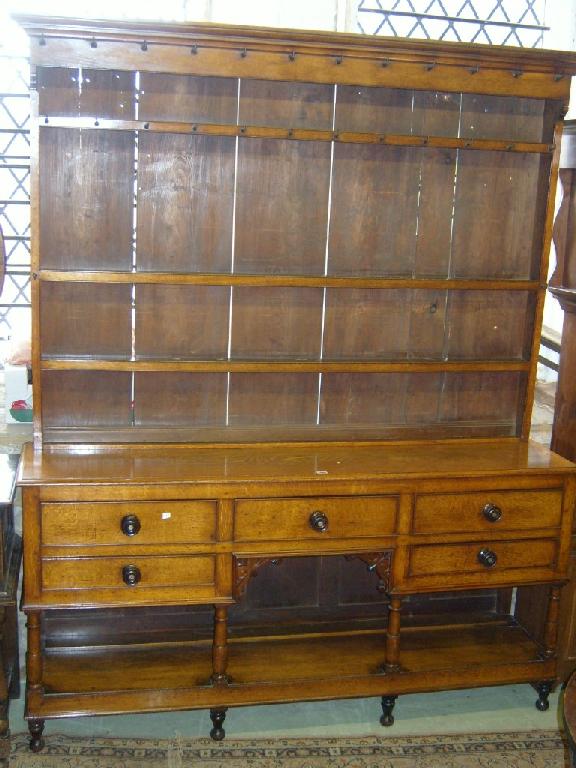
top-left (41, 421), bottom-right (520, 445)
top-left (38, 118), bottom-right (552, 155)
top-left (38, 271), bottom-right (542, 291)
top-left (35, 619), bottom-right (552, 717)
top-left (40, 359), bottom-right (531, 373)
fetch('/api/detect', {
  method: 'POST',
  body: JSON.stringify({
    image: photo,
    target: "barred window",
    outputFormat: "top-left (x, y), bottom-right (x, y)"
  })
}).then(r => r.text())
top-left (0, 55), bottom-right (30, 342)
top-left (357, 1), bottom-right (548, 47)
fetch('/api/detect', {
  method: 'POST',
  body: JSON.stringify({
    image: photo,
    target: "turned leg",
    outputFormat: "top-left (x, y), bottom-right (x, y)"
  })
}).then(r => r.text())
top-left (28, 718), bottom-right (45, 753)
top-left (26, 612), bottom-right (45, 750)
top-left (531, 586), bottom-right (561, 712)
top-left (6, 603), bottom-right (20, 699)
top-left (209, 708), bottom-right (227, 741)
top-left (534, 680), bottom-right (553, 712)
top-left (385, 596), bottom-right (402, 671)
top-left (542, 586), bottom-right (562, 659)
top-left (211, 606), bottom-right (230, 685)
top-left (380, 695), bottom-right (397, 726)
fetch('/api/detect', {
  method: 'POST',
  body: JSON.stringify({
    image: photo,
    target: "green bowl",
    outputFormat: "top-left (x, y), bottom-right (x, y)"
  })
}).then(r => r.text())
top-left (9, 408), bottom-right (33, 423)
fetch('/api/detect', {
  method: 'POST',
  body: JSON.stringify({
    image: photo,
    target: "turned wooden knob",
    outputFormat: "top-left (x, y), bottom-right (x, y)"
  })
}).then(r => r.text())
top-left (120, 514), bottom-right (141, 536)
top-left (309, 510), bottom-right (329, 533)
top-left (477, 548), bottom-right (497, 568)
top-left (482, 503), bottom-right (502, 523)
top-left (122, 564), bottom-right (141, 586)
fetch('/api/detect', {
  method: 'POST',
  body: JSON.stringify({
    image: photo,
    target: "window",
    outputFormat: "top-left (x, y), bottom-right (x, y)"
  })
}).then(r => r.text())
top-left (357, 1), bottom-right (548, 46)
top-left (0, 55), bottom-right (30, 342)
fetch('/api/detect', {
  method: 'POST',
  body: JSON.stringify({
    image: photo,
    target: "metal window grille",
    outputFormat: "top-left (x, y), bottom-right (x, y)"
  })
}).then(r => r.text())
top-left (0, 55), bottom-right (30, 341)
top-left (357, 1), bottom-right (549, 47)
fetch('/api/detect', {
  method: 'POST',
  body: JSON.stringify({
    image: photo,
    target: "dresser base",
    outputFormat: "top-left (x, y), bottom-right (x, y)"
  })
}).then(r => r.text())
top-left (19, 440), bottom-right (576, 749)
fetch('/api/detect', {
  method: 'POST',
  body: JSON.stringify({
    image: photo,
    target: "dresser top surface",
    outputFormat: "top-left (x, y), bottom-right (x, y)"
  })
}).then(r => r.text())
top-left (18, 440), bottom-right (575, 487)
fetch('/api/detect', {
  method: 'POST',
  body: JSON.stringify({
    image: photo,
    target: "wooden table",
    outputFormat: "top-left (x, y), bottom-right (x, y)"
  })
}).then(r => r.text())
top-left (0, 451), bottom-right (21, 757)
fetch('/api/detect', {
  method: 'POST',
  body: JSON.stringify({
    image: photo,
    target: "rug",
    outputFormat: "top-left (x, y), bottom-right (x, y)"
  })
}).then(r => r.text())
top-left (3, 730), bottom-right (569, 767)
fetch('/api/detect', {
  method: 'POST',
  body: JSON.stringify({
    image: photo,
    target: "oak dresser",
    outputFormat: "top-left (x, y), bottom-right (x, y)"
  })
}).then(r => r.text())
top-left (15, 15), bottom-right (576, 751)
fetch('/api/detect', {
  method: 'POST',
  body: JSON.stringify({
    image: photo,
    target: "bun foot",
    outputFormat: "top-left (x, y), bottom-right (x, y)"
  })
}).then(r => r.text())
top-left (534, 681), bottom-right (553, 712)
top-left (209, 708), bottom-right (227, 741)
top-left (380, 695), bottom-right (397, 727)
top-left (28, 718), bottom-right (45, 752)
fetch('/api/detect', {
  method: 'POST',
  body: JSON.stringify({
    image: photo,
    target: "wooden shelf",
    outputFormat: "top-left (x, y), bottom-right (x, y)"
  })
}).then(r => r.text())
top-left (38, 271), bottom-right (542, 291)
top-left (35, 619), bottom-right (551, 718)
top-left (40, 359), bottom-right (531, 373)
top-left (39, 118), bottom-right (552, 154)
top-left (41, 422), bottom-right (521, 445)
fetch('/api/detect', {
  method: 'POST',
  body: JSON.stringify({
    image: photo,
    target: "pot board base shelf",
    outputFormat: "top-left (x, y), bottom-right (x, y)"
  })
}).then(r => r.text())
top-left (33, 618), bottom-right (555, 727)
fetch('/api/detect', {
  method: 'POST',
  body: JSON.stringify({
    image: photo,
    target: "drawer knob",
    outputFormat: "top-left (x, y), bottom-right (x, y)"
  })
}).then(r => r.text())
top-left (482, 503), bottom-right (502, 523)
top-left (309, 511), bottom-right (329, 533)
top-left (477, 548), bottom-right (497, 568)
top-left (122, 564), bottom-right (141, 586)
top-left (120, 514), bottom-right (141, 537)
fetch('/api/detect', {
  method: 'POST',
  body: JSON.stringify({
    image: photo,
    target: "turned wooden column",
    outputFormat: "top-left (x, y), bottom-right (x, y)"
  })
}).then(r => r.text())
top-left (26, 612), bottom-right (45, 752)
top-left (543, 586), bottom-right (562, 659)
top-left (549, 121), bottom-right (576, 679)
top-left (211, 605), bottom-right (230, 685)
top-left (385, 596), bottom-right (402, 671)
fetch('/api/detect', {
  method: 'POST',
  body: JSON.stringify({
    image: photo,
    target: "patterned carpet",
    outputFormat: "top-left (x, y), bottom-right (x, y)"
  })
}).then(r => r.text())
top-left (4, 730), bottom-right (569, 767)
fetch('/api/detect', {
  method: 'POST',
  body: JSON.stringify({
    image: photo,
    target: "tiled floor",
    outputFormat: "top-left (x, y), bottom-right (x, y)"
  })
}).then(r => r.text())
top-left (4, 376), bottom-right (564, 740)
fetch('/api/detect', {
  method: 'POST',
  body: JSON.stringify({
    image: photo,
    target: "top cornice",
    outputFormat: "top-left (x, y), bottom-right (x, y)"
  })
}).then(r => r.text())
top-left (13, 14), bottom-right (576, 74)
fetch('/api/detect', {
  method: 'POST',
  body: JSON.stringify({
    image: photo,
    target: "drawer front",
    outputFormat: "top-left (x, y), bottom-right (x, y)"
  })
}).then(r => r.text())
top-left (408, 538), bottom-right (557, 582)
top-left (413, 490), bottom-right (562, 535)
top-left (41, 554), bottom-right (215, 592)
top-left (234, 496), bottom-right (398, 542)
top-left (41, 501), bottom-right (217, 546)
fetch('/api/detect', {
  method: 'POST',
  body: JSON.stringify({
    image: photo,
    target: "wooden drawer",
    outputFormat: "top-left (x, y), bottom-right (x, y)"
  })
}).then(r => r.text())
top-left (407, 538), bottom-right (558, 587)
top-left (413, 489), bottom-right (562, 535)
top-left (41, 554), bottom-right (215, 593)
top-left (234, 496), bottom-right (398, 542)
top-left (41, 501), bottom-right (217, 546)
